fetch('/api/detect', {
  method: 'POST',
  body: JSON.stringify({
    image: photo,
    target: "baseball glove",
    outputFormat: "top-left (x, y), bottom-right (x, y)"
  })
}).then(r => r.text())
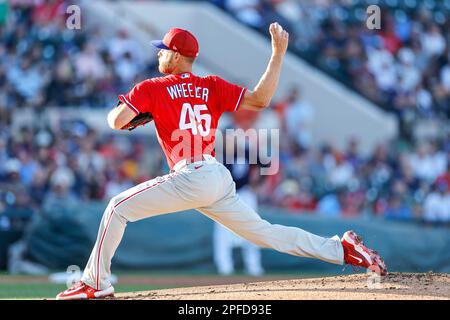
top-left (121, 112), bottom-right (154, 131)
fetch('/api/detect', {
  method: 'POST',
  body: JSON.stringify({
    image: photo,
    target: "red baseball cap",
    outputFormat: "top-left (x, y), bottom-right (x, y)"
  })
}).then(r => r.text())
top-left (151, 28), bottom-right (199, 58)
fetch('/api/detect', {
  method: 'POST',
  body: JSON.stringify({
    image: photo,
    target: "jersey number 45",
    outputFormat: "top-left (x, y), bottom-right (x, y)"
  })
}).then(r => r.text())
top-left (179, 103), bottom-right (211, 137)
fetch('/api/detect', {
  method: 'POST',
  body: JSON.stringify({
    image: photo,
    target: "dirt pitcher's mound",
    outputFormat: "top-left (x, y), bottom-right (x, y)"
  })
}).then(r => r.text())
top-left (114, 272), bottom-right (450, 300)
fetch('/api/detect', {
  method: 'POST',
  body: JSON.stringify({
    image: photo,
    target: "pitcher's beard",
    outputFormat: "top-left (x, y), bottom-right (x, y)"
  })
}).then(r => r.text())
top-left (159, 62), bottom-right (174, 75)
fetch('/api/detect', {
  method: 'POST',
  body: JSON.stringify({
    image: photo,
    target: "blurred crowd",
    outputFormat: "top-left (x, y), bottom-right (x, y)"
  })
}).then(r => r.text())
top-left (0, 119), bottom-right (167, 230)
top-left (1, 0), bottom-right (449, 231)
top-left (256, 86), bottom-right (450, 226)
top-left (0, 0), bottom-right (158, 112)
top-left (1, 90), bottom-right (449, 229)
top-left (214, 0), bottom-right (450, 137)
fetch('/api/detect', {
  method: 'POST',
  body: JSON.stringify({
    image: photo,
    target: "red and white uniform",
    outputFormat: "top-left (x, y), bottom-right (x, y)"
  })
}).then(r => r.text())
top-left (57, 27), bottom-right (383, 300)
top-left (80, 73), bottom-right (344, 293)
top-left (118, 72), bottom-right (246, 169)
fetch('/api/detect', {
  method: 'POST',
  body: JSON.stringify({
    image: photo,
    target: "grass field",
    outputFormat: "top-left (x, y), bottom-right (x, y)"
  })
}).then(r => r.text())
top-left (0, 283), bottom-right (170, 299)
top-left (0, 271), bottom-right (312, 300)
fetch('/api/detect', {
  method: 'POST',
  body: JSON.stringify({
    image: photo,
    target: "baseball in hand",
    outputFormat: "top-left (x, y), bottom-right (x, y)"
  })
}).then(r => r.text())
top-left (270, 22), bottom-right (289, 55)
top-left (275, 23), bottom-right (283, 34)
top-left (271, 22), bottom-right (284, 36)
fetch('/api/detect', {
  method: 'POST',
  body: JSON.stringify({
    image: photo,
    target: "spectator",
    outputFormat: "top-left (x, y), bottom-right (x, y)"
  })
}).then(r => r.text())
top-left (367, 37), bottom-right (396, 91)
top-left (32, 0), bottom-right (65, 27)
top-left (440, 60), bottom-right (450, 91)
top-left (410, 142), bottom-right (446, 183)
top-left (345, 138), bottom-right (364, 171)
top-left (29, 169), bottom-right (48, 209)
top-left (74, 42), bottom-right (107, 81)
top-left (423, 180), bottom-right (450, 225)
top-left (3, 187), bottom-right (34, 230)
top-left (7, 58), bottom-right (47, 103)
top-left (273, 179), bottom-right (300, 211)
top-left (115, 51), bottom-right (139, 84)
top-left (397, 48), bottom-right (421, 92)
top-left (42, 166), bottom-right (77, 212)
top-left (3, 158), bottom-right (21, 186)
top-left (384, 195), bottom-right (414, 221)
top-left (108, 29), bottom-right (144, 66)
top-left (77, 132), bottom-right (106, 174)
top-left (17, 149), bottom-right (38, 186)
top-left (327, 151), bottom-right (355, 189)
top-left (104, 171), bottom-right (133, 200)
top-left (225, 0), bottom-right (264, 28)
top-left (421, 24), bottom-right (446, 58)
top-left (317, 192), bottom-right (342, 217)
top-left (436, 163), bottom-right (450, 188)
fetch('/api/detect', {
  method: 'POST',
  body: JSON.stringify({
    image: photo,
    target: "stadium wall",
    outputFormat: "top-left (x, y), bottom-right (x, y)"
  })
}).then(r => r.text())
top-left (5, 204), bottom-right (449, 273)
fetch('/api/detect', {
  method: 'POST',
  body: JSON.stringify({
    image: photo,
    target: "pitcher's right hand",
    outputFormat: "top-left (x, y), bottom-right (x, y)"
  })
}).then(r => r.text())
top-left (269, 22), bottom-right (289, 56)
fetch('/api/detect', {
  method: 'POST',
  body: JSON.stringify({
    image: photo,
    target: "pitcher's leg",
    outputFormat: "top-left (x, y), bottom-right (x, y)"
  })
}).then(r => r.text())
top-left (198, 195), bottom-right (344, 265)
top-left (81, 202), bottom-right (127, 290)
top-left (82, 172), bottom-right (203, 290)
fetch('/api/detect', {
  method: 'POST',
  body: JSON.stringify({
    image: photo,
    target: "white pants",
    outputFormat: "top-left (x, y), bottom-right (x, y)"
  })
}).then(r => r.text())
top-left (82, 156), bottom-right (344, 290)
top-left (213, 187), bottom-right (264, 276)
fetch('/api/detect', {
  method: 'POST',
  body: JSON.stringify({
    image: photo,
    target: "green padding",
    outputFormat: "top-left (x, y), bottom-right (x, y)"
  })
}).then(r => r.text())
top-left (20, 203), bottom-right (450, 273)
top-left (25, 209), bottom-right (94, 269)
top-left (0, 230), bottom-right (23, 269)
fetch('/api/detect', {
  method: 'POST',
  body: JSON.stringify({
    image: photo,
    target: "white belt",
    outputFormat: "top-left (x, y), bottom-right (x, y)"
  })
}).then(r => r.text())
top-left (173, 154), bottom-right (217, 172)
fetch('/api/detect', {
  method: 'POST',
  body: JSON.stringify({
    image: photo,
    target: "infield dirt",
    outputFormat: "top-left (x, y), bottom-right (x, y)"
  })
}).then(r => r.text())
top-left (112, 272), bottom-right (450, 300)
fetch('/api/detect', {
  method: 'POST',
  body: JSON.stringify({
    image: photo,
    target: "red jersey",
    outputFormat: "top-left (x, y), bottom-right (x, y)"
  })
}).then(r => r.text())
top-left (118, 72), bottom-right (247, 169)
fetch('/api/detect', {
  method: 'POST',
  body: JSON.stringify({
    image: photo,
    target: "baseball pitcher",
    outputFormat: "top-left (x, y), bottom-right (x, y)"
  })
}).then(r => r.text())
top-left (57, 23), bottom-right (387, 300)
